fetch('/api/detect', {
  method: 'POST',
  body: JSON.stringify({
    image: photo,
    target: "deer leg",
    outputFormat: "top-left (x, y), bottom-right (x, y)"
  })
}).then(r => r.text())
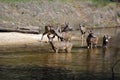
top-left (81, 34), bottom-right (86, 46)
top-left (57, 36), bottom-right (60, 41)
top-left (86, 40), bottom-right (89, 49)
top-left (57, 36), bottom-right (63, 41)
top-left (41, 32), bottom-right (47, 40)
top-left (47, 34), bottom-right (51, 41)
top-left (83, 34), bottom-right (86, 44)
top-left (88, 43), bottom-right (91, 49)
top-left (65, 49), bottom-right (68, 53)
top-left (94, 44), bottom-right (97, 48)
top-left (81, 34), bottom-right (84, 46)
top-left (51, 29), bottom-right (63, 41)
top-left (55, 49), bottom-right (58, 53)
top-left (67, 48), bottom-right (71, 53)
top-left (91, 43), bottom-right (93, 49)
top-left (87, 45), bottom-right (89, 49)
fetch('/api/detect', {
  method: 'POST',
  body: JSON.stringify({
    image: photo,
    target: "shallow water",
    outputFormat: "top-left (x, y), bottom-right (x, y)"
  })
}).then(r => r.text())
top-left (0, 27), bottom-right (120, 80)
top-left (0, 47), bottom-right (120, 80)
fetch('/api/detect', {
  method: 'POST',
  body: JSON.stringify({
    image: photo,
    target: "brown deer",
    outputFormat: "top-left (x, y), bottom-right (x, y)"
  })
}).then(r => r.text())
top-left (79, 24), bottom-right (87, 45)
top-left (49, 37), bottom-right (73, 53)
top-left (41, 25), bottom-right (63, 41)
top-left (102, 34), bottom-right (111, 48)
top-left (61, 32), bottom-right (72, 42)
top-left (86, 31), bottom-right (98, 48)
top-left (60, 22), bottom-right (72, 32)
top-left (41, 23), bottom-right (72, 41)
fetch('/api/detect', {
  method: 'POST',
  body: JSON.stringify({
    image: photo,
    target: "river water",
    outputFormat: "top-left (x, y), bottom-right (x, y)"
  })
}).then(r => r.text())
top-left (0, 27), bottom-right (120, 80)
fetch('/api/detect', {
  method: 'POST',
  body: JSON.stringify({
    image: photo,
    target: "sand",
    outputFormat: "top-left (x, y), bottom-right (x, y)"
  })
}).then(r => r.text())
top-left (0, 32), bottom-right (79, 52)
top-left (0, 32), bottom-right (59, 52)
top-left (0, 32), bottom-right (57, 45)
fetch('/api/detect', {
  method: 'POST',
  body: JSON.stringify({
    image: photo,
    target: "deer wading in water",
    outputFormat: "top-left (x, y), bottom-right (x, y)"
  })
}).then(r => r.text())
top-left (86, 31), bottom-right (98, 48)
top-left (49, 37), bottom-right (73, 53)
top-left (102, 34), bottom-right (111, 48)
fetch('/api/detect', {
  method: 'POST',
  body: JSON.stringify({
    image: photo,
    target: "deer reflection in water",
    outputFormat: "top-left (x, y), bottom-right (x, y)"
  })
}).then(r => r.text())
top-left (48, 53), bottom-right (72, 66)
top-left (85, 48), bottom-right (99, 72)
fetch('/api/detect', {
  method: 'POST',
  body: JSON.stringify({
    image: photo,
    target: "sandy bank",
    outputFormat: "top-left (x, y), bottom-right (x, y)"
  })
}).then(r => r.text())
top-left (0, 32), bottom-right (57, 45)
top-left (0, 32), bottom-right (52, 52)
top-left (0, 32), bottom-right (79, 52)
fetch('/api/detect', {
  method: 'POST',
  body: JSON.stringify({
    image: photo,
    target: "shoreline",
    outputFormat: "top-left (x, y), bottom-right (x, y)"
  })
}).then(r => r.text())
top-left (0, 32), bottom-right (51, 52)
top-left (0, 32), bottom-right (77, 53)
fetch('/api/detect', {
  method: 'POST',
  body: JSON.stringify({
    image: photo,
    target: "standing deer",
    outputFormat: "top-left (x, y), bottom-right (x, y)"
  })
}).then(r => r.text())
top-left (49, 38), bottom-right (73, 53)
top-left (102, 34), bottom-right (111, 48)
top-left (86, 31), bottom-right (98, 48)
top-left (79, 24), bottom-right (86, 45)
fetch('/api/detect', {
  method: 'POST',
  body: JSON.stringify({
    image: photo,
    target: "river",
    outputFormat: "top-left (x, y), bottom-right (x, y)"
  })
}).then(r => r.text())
top-left (0, 27), bottom-right (120, 80)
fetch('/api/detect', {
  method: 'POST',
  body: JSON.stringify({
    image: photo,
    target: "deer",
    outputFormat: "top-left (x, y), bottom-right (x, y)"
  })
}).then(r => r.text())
top-left (49, 37), bottom-right (73, 53)
top-left (102, 34), bottom-right (111, 48)
top-left (41, 22), bottom-right (72, 41)
top-left (86, 31), bottom-right (98, 48)
top-left (41, 25), bottom-right (63, 41)
top-left (79, 24), bottom-right (87, 45)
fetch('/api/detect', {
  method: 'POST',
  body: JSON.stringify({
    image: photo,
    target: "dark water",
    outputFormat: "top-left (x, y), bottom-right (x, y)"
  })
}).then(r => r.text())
top-left (0, 27), bottom-right (120, 80)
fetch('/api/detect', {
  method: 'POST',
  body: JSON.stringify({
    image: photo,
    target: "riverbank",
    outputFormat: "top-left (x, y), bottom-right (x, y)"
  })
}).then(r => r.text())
top-left (0, 32), bottom-right (79, 53)
top-left (0, 32), bottom-right (51, 53)
top-left (0, 26), bottom-right (119, 53)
